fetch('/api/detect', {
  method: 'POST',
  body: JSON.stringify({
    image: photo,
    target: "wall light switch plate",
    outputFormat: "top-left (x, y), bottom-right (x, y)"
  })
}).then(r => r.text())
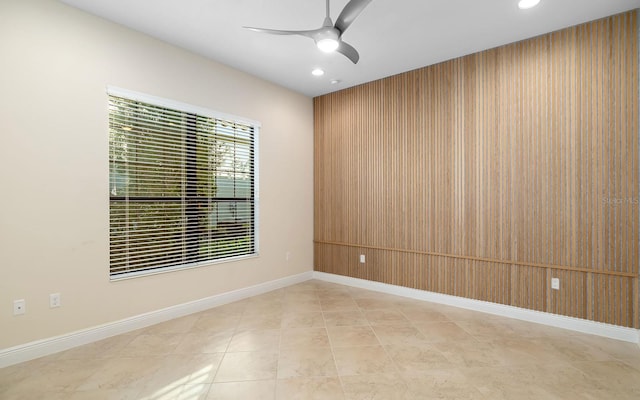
top-left (359, 254), bottom-right (365, 263)
top-left (551, 278), bottom-right (560, 290)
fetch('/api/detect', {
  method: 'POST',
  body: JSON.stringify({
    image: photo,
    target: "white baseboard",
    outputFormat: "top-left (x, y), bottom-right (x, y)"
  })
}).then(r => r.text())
top-left (0, 271), bottom-right (314, 368)
top-left (314, 271), bottom-right (640, 344)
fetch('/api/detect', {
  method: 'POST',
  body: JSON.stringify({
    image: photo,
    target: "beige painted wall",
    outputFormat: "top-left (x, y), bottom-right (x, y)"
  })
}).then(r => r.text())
top-left (0, 0), bottom-right (314, 349)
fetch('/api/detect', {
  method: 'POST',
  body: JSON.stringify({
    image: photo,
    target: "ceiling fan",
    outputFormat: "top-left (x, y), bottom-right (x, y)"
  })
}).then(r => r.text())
top-left (244, 0), bottom-right (373, 64)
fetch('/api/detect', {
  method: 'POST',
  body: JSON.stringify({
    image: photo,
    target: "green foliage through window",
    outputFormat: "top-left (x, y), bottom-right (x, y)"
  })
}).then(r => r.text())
top-left (108, 91), bottom-right (257, 278)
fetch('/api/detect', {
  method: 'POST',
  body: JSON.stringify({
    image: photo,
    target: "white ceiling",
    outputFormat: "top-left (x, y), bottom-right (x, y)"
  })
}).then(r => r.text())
top-left (60, 0), bottom-right (640, 97)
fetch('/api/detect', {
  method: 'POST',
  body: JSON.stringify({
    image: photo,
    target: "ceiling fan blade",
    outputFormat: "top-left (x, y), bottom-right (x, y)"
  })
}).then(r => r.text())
top-left (337, 40), bottom-right (360, 64)
top-left (243, 26), bottom-right (320, 39)
top-left (335, 0), bottom-right (373, 34)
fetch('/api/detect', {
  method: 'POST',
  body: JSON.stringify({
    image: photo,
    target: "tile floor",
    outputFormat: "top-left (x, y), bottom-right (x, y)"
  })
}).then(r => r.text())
top-left (1, 279), bottom-right (640, 399)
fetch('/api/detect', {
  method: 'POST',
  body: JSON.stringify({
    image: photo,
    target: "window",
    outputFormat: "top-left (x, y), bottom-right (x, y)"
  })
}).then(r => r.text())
top-left (108, 87), bottom-right (258, 279)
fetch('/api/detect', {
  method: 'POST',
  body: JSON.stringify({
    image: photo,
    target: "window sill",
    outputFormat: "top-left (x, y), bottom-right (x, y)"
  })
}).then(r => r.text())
top-left (109, 253), bottom-right (259, 282)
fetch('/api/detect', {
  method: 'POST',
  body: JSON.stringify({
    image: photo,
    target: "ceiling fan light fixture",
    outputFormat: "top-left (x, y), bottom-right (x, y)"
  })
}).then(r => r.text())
top-left (317, 38), bottom-right (340, 52)
top-left (244, 0), bottom-right (372, 64)
top-left (518, 0), bottom-right (540, 9)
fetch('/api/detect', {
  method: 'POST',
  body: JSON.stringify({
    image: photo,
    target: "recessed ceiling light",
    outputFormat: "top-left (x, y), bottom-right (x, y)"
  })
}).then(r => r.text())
top-left (312, 68), bottom-right (325, 76)
top-left (518, 0), bottom-right (540, 9)
top-left (330, 79), bottom-right (341, 85)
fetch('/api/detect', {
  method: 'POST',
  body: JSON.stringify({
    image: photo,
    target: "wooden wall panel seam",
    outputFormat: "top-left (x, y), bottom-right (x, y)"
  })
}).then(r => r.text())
top-left (314, 241), bottom-right (638, 279)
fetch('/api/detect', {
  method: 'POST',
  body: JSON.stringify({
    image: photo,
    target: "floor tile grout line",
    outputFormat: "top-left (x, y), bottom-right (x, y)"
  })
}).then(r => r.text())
top-left (321, 287), bottom-right (352, 399)
top-left (272, 294), bottom-right (286, 400)
top-left (353, 300), bottom-right (413, 394)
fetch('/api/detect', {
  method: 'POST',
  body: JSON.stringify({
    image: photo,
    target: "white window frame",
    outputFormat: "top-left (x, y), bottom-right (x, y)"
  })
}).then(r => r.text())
top-left (107, 86), bottom-right (260, 280)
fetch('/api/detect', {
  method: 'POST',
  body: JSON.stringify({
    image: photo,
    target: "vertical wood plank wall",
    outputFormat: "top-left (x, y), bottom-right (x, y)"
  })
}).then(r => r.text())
top-left (314, 12), bottom-right (639, 328)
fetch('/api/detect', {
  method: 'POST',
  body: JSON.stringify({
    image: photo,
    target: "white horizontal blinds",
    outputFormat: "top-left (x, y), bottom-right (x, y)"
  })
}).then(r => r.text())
top-left (109, 94), bottom-right (256, 278)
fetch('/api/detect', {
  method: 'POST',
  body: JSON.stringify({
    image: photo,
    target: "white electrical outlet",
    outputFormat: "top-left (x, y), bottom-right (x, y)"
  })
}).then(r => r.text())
top-left (50, 293), bottom-right (61, 308)
top-left (551, 278), bottom-right (560, 290)
top-left (285, 251), bottom-right (291, 261)
top-left (359, 254), bottom-right (366, 263)
top-left (13, 299), bottom-right (26, 315)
